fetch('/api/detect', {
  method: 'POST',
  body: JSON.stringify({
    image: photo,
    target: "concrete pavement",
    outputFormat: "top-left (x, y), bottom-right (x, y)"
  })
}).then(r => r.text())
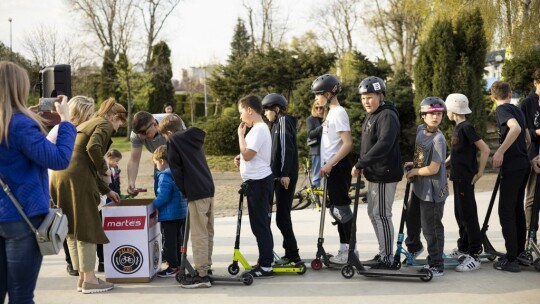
top-left (33, 191), bottom-right (540, 304)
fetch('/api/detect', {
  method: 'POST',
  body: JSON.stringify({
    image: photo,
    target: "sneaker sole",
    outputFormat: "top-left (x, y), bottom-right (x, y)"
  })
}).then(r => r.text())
top-left (82, 286), bottom-right (114, 294)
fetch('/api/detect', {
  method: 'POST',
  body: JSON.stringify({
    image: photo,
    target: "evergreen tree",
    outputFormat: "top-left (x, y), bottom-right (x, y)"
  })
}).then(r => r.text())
top-left (101, 48), bottom-right (119, 102)
top-left (428, 19), bottom-right (456, 101)
top-left (230, 18), bottom-right (251, 61)
top-left (148, 41), bottom-right (174, 114)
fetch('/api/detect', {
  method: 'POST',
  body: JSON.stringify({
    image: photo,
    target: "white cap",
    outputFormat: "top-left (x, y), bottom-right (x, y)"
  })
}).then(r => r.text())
top-left (445, 93), bottom-right (472, 115)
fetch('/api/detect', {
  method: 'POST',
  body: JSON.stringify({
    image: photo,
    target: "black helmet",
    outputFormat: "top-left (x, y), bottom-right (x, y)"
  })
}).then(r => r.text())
top-left (358, 76), bottom-right (386, 95)
top-left (311, 74), bottom-right (341, 95)
top-left (420, 97), bottom-right (446, 114)
top-left (261, 93), bottom-right (288, 109)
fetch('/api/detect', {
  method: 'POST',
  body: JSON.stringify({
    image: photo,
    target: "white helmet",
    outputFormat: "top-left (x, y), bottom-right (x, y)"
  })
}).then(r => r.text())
top-left (445, 93), bottom-right (472, 115)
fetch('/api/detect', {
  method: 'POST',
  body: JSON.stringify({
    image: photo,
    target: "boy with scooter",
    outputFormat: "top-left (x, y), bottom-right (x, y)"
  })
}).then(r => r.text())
top-left (404, 97), bottom-right (449, 277)
top-left (159, 114), bottom-right (216, 288)
top-left (490, 81), bottom-right (530, 272)
top-left (351, 76), bottom-right (403, 269)
top-left (262, 93), bottom-right (303, 265)
top-left (444, 93), bottom-right (490, 272)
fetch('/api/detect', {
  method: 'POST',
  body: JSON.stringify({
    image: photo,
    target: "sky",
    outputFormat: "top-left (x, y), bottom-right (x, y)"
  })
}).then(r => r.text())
top-left (0, 0), bottom-right (377, 79)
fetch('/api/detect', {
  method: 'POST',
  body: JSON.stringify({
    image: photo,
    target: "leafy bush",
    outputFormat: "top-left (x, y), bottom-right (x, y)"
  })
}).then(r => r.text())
top-left (197, 115), bottom-right (239, 155)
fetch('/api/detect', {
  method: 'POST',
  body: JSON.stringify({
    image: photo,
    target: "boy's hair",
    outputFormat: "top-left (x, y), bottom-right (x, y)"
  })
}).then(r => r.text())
top-left (533, 68), bottom-right (540, 83)
top-left (158, 113), bottom-right (186, 135)
top-left (238, 95), bottom-right (263, 115)
top-left (133, 111), bottom-right (155, 133)
top-left (490, 81), bottom-right (512, 100)
top-left (153, 145), bottom-right (168, 162)
top-left (106, 149), bottom-right (122, 159)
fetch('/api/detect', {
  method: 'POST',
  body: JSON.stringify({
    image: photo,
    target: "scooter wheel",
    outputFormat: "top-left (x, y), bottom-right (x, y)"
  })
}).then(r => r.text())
top-left (420, 268), bottom-right (433, 282)
top-left (341, 265), bottom-right (354, 279)
top-left (311, 259), bottom-right (322, 270)
top-left (487, 255), bottom-right (496, 261)
top-left (534, 258), bottom-right (540, 272)
top-left (242, 272), bottom-right (254, 285)
top-left (297, 264), bottom-right (307, 275)
top-left (228, 263), bottom-right (240, 275)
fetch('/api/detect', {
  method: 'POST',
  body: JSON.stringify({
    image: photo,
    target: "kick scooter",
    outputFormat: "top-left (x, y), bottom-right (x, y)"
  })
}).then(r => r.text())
top-left (520, 173), bottom-right (540, 270)
top-left (481, 173), bottom-right (539, 268)
top-left (227, 183), bottom-right (307, 275)
top-left (175, 205), bottom-right (254, 286)
top-left (341, 175), bottom-right (433, 281)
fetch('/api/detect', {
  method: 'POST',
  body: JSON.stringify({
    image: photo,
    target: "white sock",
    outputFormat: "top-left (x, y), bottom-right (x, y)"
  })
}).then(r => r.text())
top-left (261, 266), bottom-right (272, 272)
top-left (340, 243), bottom-right (349, 251)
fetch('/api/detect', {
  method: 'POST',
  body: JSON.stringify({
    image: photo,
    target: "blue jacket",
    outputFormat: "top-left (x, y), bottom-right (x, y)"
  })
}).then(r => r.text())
top-left (0, 114), bottom-right (76, 222)
top-left (153, 168), bottom-right (187, 222)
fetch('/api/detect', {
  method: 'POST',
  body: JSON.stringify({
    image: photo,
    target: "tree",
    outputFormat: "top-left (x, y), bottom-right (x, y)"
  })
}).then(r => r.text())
top-left (243, 0), bottom-right (287, 52)
top-left (101, 47), bottom-right (119, 100)
top-left (367, 0), bottom-right (429, 75)
top-left (502, 48), bottom-right (540, 97)
top-left (148, 41), bottom-right (174, 114)
top-left (311, 0), bottom-right (362, 58)
top-left (137, 0), bottom-right (183, 69)
top-left (230, 18), bottom-right (252, 61)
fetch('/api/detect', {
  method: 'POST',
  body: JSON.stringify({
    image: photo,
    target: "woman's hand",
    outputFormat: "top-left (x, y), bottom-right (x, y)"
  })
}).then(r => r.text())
top-left (106, 191), bottom-right (121, 203)
top-left (55, 95), bottom-right (70, 122)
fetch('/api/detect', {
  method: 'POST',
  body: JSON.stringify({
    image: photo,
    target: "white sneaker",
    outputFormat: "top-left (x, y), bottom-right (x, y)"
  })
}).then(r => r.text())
top-left (329, 250), bottom-right (348, 264)
top-left (456, 255), bottom-right (481, 272)
top-left (447, 248), bottom-right (467, 259)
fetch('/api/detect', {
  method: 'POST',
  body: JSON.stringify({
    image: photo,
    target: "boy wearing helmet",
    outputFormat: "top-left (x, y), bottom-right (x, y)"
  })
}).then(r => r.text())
top-left (404, 97), bottom-right (449, 277)
top-left (311, 74), bottom-right (354, 264)
top-left (352, 76), bottom-right (403, 269)
top-left (262, 93), bottom-right (302, 264)
top-left (490, 81), bottom-right (530, 272)
top-left (444, 93), bottom-right (490, 272)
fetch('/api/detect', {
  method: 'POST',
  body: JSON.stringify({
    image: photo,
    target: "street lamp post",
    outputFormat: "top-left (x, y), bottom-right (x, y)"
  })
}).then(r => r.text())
top-left (8, 17), bottom-right (12, 60)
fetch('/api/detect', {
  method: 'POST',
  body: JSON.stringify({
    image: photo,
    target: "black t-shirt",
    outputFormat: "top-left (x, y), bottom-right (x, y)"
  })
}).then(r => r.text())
top-left (450, 120), bottom-right (481, 182)
top-left (496, 103), bottom-right (530, 173)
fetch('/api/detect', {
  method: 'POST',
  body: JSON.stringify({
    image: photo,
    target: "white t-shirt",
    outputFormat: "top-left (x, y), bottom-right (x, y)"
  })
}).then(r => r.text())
top-left (240, 122), bottom-right (273, 181)
top-left (321, 105), bottom-right (350, 164)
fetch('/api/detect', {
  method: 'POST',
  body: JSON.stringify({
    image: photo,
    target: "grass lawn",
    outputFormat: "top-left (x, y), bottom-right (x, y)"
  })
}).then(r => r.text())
top-left (110, 136), bottom-right (237, 172)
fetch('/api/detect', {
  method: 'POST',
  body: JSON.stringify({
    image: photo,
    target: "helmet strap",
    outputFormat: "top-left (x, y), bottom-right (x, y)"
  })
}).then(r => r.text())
top-left (424, 124), bottom-right (438, 134)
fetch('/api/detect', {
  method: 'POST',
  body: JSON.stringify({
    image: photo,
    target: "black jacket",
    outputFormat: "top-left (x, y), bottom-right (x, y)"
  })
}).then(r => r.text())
top-left (306, 115), bottom-right (322, 156)
top-left (355, 102), bottom-right (403, 183)
top-left (519, 91), bottom-right (540, 160)
top-left (167, 127), bottom-right (215, 201)
top-left (270, 114), bottom-right (299, 179)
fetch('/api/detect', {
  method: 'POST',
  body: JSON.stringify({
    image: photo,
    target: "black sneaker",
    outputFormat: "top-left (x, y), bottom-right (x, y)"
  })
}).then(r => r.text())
top-left (493, 257), bottom-right (520, 272)
top-left (366, 254), bottom-right (381, 264)
top-left (66, 264), bottom-right (79, 276)
top-left (369, 261), bottom-right (393, 270)
top-left (249, 266), bottom-right (274, 278)
top-left (180, 275), bottom-right (211, 289)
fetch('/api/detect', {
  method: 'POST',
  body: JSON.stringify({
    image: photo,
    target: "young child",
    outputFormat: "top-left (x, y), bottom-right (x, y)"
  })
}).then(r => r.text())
top-left (405, 97), bottom-right (449, 277)
top-left (152, 145), bottom-right (188, 278)
top-left (262, 93), bottom-right (302, 264)
top-left (105, 149), bottom-right (122, 196)
top-left (158, 114), bottom-right (215, 288)
top-left (445, 93), bottom-right (490, 272)
top-left (234, 95), bottom-right (275, 278)
top-left (490, 81), bottom-right (530, 272)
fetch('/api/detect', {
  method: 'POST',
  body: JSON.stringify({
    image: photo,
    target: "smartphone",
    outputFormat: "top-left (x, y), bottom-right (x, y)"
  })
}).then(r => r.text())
top-left (132, 188), bottom-right (147, 193)
top-left (39, 97), bottom-right (60, 112)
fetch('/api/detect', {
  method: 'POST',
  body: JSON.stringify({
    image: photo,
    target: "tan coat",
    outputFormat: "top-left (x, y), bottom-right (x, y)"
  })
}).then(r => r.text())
top-left (50, 117), bottom-right (113, 244)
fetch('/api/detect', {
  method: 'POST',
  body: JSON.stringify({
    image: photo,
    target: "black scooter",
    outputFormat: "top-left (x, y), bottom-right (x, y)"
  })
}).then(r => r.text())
top-left (175, 204), bottom-right (254, 286)
top-left (340, 175), bottom-right (433, 282)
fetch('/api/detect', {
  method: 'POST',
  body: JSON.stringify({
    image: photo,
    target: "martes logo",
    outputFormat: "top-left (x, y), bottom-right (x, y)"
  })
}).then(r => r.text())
top-left (112, 245), bottom-right (143, 274)
top-left (103, 216), bottom-right (146, 230)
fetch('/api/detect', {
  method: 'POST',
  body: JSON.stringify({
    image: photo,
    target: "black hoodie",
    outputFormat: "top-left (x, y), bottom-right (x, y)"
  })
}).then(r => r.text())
top-left (355, 101), bottom-right (403, 183)
top-left (270, 114), bottom-right (299, 179)
top-left (167, 127), bottom-right (215, 201)
top-left (519, 91), bottom-right (540, 160)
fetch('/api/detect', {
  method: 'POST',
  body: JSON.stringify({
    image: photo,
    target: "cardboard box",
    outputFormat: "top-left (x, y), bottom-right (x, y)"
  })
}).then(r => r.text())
top-left (102, 199), bottom-right (161, 283)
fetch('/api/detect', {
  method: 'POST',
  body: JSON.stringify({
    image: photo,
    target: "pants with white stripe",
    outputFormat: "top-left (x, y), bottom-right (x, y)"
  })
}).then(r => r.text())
top-left (367, 181), bottom-right (397, 263)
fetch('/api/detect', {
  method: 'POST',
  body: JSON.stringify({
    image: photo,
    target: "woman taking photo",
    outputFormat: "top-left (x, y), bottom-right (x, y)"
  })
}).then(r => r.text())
top-left (0, 61), bottom-right (76, 303)
top-left (50, 98), bottom-right (127, 294)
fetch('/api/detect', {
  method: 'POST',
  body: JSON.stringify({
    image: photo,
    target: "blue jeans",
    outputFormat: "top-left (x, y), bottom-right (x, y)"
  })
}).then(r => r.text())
top-left (311, 155), bottom-right (321, 188)
top-left (0, 215), bottom-right (44, 304)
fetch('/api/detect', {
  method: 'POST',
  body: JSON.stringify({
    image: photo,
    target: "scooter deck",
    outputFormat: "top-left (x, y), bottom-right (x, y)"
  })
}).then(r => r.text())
top-left (209, 273), bottom-right (254, 285)
top-left (357, 268), bottom-right (430, 279)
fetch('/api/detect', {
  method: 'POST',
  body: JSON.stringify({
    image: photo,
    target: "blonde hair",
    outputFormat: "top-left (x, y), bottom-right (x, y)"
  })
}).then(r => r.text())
top-left (153, 145), bottom-right (168, 162)
top-left (158, 113), bottom-right (185, 135)
top-left (0, 61), bottom-right (47, 144)
top-left (94, 97), bottom-right (128, 126)
top-left (68, 96), bottom-right (95, 126)
top-left (311, 101), bottom-right (323, 117)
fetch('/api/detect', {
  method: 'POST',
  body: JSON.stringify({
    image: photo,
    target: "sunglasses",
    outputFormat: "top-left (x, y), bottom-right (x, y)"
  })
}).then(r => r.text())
top-left (137, 123), bottom-right (154, 136)
top-left (315, 106), bottom-right (324, 110)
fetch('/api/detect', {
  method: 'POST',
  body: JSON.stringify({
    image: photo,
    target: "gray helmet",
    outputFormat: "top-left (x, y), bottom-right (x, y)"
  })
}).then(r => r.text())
top-left (420, 97), bottom-right (446, 114)
top-left (261, 93), bottom-right (288, 109)
top-left (358, 76), bottom-right (386, 95)
top-left (311, 74), bottom-right (341, 95)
